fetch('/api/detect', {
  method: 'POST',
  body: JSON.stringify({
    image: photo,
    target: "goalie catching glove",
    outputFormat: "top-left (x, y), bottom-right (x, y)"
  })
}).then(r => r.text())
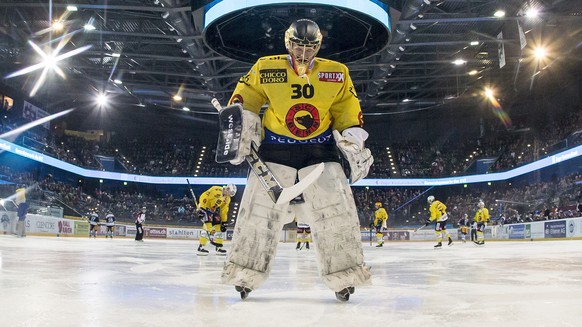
top-left (333, 127), bottom-right (374, 184)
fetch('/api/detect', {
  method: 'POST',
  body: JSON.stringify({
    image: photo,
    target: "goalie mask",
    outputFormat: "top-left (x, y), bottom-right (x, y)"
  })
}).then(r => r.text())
top-left (427, 195), bottom-right (435, 204)
top-left (224, 184), bottom-right (237, 197)
top-left (285, 19), bottom-right (322, 76)
top-left (375, 202), bottom-right (382, 209)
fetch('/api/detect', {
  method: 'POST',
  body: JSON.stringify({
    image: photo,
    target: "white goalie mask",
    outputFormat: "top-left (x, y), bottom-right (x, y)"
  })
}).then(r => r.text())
top-left (224, 184), bottom-right (237, 197)
top-left (284, 19), bottom-right (322, 75)
top-left (427, 195), bottom-right (435, 204)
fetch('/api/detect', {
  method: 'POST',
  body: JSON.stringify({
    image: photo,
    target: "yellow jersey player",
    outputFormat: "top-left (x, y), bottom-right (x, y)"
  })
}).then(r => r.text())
top-left (220, 19), bottom-right (373, 301)
top-left (423, 195), bottom-right (453, 248)
top-left (474, 200), bottom-right (490, 245)
top-left (197, 184), bottom-right (236, 256)
top-left (295, 220), bottom-right (312, 250)
top-left (458, 213), bottom-right (470, 243)
top-left (373, 202), bottom-right (388, 247)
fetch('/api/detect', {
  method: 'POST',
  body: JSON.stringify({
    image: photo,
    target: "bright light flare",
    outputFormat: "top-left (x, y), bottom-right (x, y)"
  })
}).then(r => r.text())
top-left (5, 39), bottom-right (92, 97)
top-left (96, 93), bottom-right (109, 107)
top-left (0, 108), bottom-right (76, 140)
top-left (52, 21), bottom-right (64, 31)
top-left (484, 88), bottom-right (494, 99)
top-left (534, 47), bottom-right (547, 60)
top-left (484, 87), bottom-right (512, 129)
top-left (526, 8), bottom-right (539, 18)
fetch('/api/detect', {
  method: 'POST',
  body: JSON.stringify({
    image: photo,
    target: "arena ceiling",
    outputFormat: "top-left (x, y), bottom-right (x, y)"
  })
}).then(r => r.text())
top-left (0, 0), bottom-right (581, 119)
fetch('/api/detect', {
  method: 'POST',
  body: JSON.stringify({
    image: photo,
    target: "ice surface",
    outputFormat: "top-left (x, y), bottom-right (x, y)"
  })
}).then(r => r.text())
top-left (1, 236), bottom-right (581, 327)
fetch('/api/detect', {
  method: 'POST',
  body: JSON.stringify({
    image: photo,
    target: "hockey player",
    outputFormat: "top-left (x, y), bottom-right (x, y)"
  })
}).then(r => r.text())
top-left (458, 213), bottom-right (470, 243)
top-left (220, 19), bottom-right (373, 302)
top-left (135, 207), bottom-right (146, 242)
top-left (373, 202), bottom-right (388, 247)
top-left (197, 184), bottom-right (236, 256)
top-left (296, 220), bottom-right (311, 250)
top-left (15, 184), bottom-right (29, 237)
top-left (104, 212), bottom-right (115, 239)
top-left (474, 200), bottom-right (490, 245)
top-left (88, 211), bottom-right (99, 238)
top-left (422, 195), bottom-right (453, 248)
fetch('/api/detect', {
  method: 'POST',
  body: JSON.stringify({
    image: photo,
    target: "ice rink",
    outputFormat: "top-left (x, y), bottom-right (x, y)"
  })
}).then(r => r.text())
top-left (1, 235), bottom-right (581, 327)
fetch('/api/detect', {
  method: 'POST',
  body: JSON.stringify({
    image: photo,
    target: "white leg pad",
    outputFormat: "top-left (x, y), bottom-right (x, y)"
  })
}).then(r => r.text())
top-left (298, 162), bottom-right (371, 292)
top-left (221, 162), bottom-right (296, 290)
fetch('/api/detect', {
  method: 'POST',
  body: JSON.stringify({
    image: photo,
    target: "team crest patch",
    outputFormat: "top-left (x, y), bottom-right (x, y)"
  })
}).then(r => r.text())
top-left (318, 72), bottom-right (344, 82)
top-left (285, 103), bottom-right (321, 138)
top-left (260, 69), bottom-right (287, 84)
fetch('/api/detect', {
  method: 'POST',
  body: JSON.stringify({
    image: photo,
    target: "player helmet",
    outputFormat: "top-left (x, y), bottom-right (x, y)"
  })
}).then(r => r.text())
top-left (224, 184), bottom-right (237, 197)
top-left (478, 201), bottom-right (484, 208)
top-left (284, 19), bottom-right (322, 75)
top-left (141, 206), bottom-right (146, 212)
top-left (427, 195), bottom-right (435, 204)
top-left (375, 202), bottom-right (382, 208)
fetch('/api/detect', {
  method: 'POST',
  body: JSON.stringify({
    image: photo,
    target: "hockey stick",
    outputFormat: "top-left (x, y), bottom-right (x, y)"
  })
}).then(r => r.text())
top-left (211, 98), bottom-right (324, 205)
top-left (414, 224), bottom-right (428, 232)
top-left (186, 179), bottom-right (221, 246)
top-left (185, 179), bottom-right (199, 210)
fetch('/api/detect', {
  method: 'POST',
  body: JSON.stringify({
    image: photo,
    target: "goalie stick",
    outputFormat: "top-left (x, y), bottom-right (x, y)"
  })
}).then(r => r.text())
top-left (211, 98), bottom-right (324, 205)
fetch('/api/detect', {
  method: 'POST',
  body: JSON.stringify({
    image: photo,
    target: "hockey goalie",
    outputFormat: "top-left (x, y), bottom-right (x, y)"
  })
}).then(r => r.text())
top-left (215, 19), bottom-right (374, 302)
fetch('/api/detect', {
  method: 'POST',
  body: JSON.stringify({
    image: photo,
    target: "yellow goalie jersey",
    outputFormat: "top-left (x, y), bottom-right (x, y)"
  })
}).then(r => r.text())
top-left (228, 55), bottom-right (363, 144)
top-left (198, 186), bottom-right (231, 223)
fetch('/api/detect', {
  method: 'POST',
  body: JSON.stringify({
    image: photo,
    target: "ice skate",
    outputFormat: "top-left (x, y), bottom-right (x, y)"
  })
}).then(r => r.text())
top-left (305, 242), bottom-right (309, 250)
top-left (335, 287), bottom-right (355, 302)
top-left (216, 247), bottom-right (227, 256)
top-left (434, 242), bottom-right (442, 249)
top-left (296, 242), bottom-right (301, 251)
top-left (473, 240), bottom-right (483, 246)
top-left (235, 286), bottom-right (252, 300)
top-left (448, 238), bottom-right (454, 247)
top-left (376, 243), bottom-right (383, 247)
top-left (197, 245), bottom-right (209, 256)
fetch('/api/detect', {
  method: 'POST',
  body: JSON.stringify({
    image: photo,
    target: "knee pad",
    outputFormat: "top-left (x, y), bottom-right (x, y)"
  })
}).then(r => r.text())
top-left (222, 162), bottom-right (297, 290)
top-left (298, 162), bottom-right (370, 291)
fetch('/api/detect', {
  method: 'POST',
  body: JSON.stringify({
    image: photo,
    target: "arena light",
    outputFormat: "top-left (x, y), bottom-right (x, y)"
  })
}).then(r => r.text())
top-left (453, 59), bottom-right (466, 65)
top-left (84, 23), bottom-right (96, 31)
top-left (534, 47), bottom-right (547, 60)
top-left (96, 93), bottom-right (108, 107)
top-left (494, 10), bottom-right (506, 17)
top-left (5, 40), bottom-right (91, 96)
top-left (484, 87), bottom-right (494, 99)
top-left (66, 5), bottom-right (78, 11)
top-left (526, 8), bottom-right (539, 18)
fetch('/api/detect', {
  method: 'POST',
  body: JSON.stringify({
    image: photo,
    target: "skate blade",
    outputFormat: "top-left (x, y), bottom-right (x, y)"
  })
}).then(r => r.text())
top-left (197, 252), bottom-right (209, 256)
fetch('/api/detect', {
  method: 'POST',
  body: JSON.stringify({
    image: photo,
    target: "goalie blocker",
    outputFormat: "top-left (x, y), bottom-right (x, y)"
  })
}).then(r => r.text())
top-left (214, 102), bottom-right (324, 205)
